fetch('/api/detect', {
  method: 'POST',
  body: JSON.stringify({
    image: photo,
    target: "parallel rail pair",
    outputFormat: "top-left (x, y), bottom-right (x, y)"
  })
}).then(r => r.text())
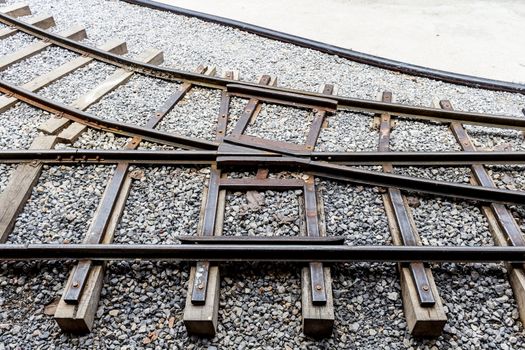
top-left (1, 3), bottom-right (525, 338)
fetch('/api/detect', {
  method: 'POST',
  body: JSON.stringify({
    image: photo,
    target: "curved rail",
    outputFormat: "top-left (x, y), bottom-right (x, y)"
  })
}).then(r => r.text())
top-left (1, 13), bottom-right (523, 130)
top-left (0, 80), bottom-right (218, 150)
top-left (122, 0), bottom-right (525, 94)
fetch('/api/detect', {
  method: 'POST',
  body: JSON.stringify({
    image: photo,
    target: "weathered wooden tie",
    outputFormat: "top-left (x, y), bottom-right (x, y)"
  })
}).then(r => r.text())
top-left (183, 69), bottom-right (236, 336)
top-left (380, 92), bottom-right (446, 337)
top-left (0, 3), bottom-right (31, 18)
top-left (0, 136), bottom-right (57, 242)
top-left (440, 99), bottom-right (525, 326)
top-left (301, 83), bottom-right (336, 337)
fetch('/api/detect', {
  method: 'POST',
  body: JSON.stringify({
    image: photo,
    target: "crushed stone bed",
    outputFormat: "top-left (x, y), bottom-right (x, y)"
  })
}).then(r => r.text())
top-left (0, 0), bottom-right (525, 348)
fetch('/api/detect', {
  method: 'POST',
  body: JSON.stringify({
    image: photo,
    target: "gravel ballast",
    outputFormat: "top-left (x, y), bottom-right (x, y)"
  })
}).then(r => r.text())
top-left (244, 103), bottom-right (312, 145)
top-left (0, 164), bottom-right (14, 193)
top-left (316, 111), bottom-right (377, 152)
top-left (0, 32), bottom-right (35, 57)
top-left (0, 104), bottom-right (51, 150)
top-left (88, 75), bottom-right (181, 127)
top-left (38, 61), bottom-right (117, 105)
top-left (0, 46), bottom-right (79, 86)
top-left (157, 87), bottom-right (220, 141)
top-left (113, 166), bottom-right (207, 244)
top-left (1, 0), bottom-right (525, 348)
top-left (8, 165), bottom-right (113, 244)
top-left (223, 189), bottom-right (303, 237)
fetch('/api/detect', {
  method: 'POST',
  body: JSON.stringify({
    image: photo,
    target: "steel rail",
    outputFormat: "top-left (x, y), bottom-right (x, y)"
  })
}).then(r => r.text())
top-left (2, 149), bottom-right (525, 166)
top-left (306, 159), bottom-right (525, 205)
top-left (218, 156), bottom-right (525, 205)
top-left (227, 85), bottom-right (525, 130)
top-left (0, 80), bottom-right (218, 150)
top-left (0, 147), bottom-right (521, 203)
top-left (1, 244), bottom-right (525, 262)
top-left (308, 151), bottom-right (525, 165)
top-left (1, 13), bottom-right (524, 129)
top-left (2, 149), bottom-right (525, 204)
top-left (0, 149), bottom-right (253, 164)
top-left (121, 0), bottom-right (525, 95)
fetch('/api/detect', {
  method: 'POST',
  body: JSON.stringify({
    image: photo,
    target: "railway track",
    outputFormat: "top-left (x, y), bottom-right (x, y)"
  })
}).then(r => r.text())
top-left (1, 2), bottom-right (525, 346)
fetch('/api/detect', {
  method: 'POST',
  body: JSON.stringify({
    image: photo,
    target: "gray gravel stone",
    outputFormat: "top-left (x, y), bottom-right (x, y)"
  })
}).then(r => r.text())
top-left (0, 104), bottom-right (49, 150)
top-left (244, 103), bottom-right (312, 145)
top-left (8, 164), bottom-right (113, 244)
top-left (0, 165), bottom-right (14, 193)
top-left (113, 166), bottom-right (206, 244)
top-left (394, 166), bottom-right (471, 183)
top-left (0, 32), bottom-right (36, 57)
top-left (87, 75), bottom-right (180, 127)
top-left (0, 261), bottom-right (73, 346)
top-left (136, 141), bottom-right (181, 151)
top-left (54, 129), bottom-right (129, 150)
top-left (157, 87), bottom-right (220, 140)
top-left (488, 165), bottom-right (525, 192)
top-left (412, 197), bottom-right (492, 247)
top-left (225, 97), bottom-right (249, 136)
top-left (0, 47), bottom-right (78, 86)
top-left (428, 264), bottom-right (524, 350)
top-left (465, 126), bottom-right (525, 152)
top-left (38, 61), bottom-right (116, 104)
top-left (316, 111), bottom-right (377, 152)
top-left (391, 120), bottom-right (460, 152)
top-left (223, 189), bottom-right (303, 236)
top-left (319, 179), bottom-right (390, 245)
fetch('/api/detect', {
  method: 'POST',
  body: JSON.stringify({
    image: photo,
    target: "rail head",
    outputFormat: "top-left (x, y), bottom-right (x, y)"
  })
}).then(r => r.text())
top-left (2, 244), bottom-right (525, 263)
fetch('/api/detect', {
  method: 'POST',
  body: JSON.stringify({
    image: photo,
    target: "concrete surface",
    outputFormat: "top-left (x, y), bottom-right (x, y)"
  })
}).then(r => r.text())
top-left (158, 0), bottom-right (525, 83)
